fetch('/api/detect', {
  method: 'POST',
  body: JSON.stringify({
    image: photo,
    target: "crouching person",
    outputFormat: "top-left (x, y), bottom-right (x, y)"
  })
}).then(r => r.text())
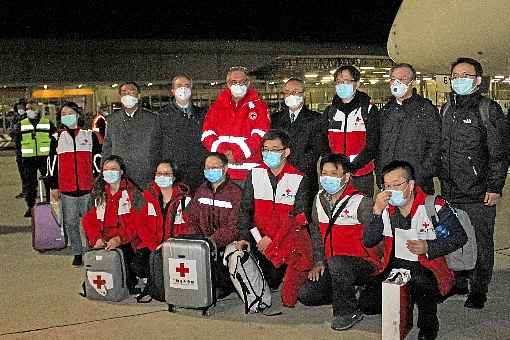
top-left (236, 129), bottom-right (313, 307)
top-left (82, 155), bottom-right (139, 294)
top-left (187, 152), bottom-right (242, 299)
top-left (298, 153), bottom-right (383, 331)
top-left (132, 159), bottom-right (192, 280)
top-left (364, 161), bottom-right (467, 340)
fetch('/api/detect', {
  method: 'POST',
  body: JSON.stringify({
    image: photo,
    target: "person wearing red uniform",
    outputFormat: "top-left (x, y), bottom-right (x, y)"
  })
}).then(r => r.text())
top-left (236, 129), bottom-right (313, 307)
top-left (201, 66), bottom-right (270, 185)
top-left (298, 153), bottom-right (383, 331)
top-left (82, 155), bottom-right (139, 293)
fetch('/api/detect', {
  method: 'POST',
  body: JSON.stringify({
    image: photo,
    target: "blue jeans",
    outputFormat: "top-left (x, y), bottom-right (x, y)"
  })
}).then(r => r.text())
top-left (61, 193), bottom-right (90, 255)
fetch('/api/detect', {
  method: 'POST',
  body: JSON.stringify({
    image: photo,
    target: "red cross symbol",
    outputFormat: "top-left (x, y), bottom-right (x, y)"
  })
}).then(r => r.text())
top-left (93, 275), bottom-right (106, 289)
top-left (249, 112), bottom-right (258, 120)
top-left (356, 116), bottom-right (361, 122)
top-left (176, 263), bottom-right (189, 278)
top-left (423, 221), bottom-right (430, 228)
top-left (343, 209), bottom-right (350, 215)
top-left (285, 188), bottom-right (292, 195)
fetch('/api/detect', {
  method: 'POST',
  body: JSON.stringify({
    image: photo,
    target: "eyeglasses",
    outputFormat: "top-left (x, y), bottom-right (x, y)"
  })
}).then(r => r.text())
top-left (450, 73), bottom-right (477, 80)
top-left (336, 79), bottom-right (355, 85)
top-left (228, 80), bottom-right (249, 86)
top-left (283, 90), bottom-right (304, 96)
top-left (262, 148), bottom-right (286, 153)
top-left (155, 172), bottom-right (173, 177)
top-left (383, 179), bottom-right (408, 190)
top-left (204, 166), bottom-right (224, 171)
top-left (229, 66), bottom-right (249, 73)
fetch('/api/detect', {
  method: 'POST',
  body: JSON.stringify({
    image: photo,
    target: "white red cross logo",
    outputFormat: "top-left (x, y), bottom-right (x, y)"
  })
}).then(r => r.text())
top-left (176, 263), bottom-right (189, 278)
top-left (93, 275), bottom-right (106, 289)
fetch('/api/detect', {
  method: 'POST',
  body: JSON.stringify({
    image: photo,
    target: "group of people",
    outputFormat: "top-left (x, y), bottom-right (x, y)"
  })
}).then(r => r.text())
top-left (12, 57), bottom-right (509, 340)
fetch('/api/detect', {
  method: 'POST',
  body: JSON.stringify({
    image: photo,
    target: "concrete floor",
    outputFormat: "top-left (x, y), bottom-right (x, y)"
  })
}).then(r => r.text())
top-left (1, 150), bottom-right (509, 340)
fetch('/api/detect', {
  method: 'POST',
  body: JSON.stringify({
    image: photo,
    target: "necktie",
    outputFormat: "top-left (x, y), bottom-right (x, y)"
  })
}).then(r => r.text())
top-left (290, 112), bottom-right (295, 123)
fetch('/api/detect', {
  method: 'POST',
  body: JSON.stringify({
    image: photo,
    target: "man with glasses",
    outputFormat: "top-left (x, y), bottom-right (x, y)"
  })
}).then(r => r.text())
top-left (201, 66), bottom-right (270, 186)
top-left (377, 63), bottom-right (441, 195)
top-left (439, 57), bottom-right (510, 309)
top-left (324, 65), bottom-right (380, 197)
top-left (271, 77), bottom-right (328, 212)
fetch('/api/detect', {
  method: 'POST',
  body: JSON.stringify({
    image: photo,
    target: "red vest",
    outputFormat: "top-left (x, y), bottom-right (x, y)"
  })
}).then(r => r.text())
top-left (252, 163), bottom-right (303, 239)
top-left (317, 184), bottom-right (382, 270)
top-left (379, 187), bottom-right (454, 296)
top-left (328, 105), bottom-right (374, 176)
top-left (56, 129), bottom-right (94, 193)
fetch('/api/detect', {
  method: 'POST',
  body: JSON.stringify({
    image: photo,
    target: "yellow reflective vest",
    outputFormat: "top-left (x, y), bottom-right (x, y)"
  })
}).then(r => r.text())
top-left (20, 117), bottom-right (51, 157)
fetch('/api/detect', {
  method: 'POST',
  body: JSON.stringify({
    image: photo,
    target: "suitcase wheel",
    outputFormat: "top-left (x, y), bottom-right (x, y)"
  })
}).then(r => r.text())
top-left (168, 304), bottom-right (175, 313)
top-left (36, 249), bottom-right (47, 253)
top-left (202, 307), bottom-right (213, 317)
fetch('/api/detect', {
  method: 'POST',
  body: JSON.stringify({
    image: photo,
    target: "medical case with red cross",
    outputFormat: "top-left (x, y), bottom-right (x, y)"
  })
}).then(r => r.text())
top-left (162, 236), bottom-right (217, 315)
top-left (83, 248), bottom-right (129, 302)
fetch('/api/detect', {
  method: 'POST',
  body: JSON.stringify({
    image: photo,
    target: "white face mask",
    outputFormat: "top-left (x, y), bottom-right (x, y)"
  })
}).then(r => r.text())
top-left (230, 84), bottom-right (248, 98)
top-left (284, 95), bottom-right (304, 110)
top-left (175, 87), bottom-right (192, 102)
top-left (120, 95), bottom-right (139, 109)
top-left (390, 80), bottom-right (409, 99)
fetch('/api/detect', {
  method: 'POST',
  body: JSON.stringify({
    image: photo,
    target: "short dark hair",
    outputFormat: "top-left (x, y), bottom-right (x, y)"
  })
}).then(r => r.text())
top-left (118, 81), bottom-right (140, 95)
top-left (171, 74), bottom-right (193, 89)
top-left (450, 57), bottom-right (483, 77)
top-left (285, 77), bottom-right (305, 88)
top-left (390, 63), bottom-right (417, 81)
top-left (381, 160), bottom-right (416, 181)
top-left (204, 152), bottom-right (228, 167)
top-left (262, 129), bottom-right (291, 149)
top-left (334, 65), bottom-right (361, 82)
top-left (319, 153), bottom-right (353, 173)
top-left (156, 159), bottom-right (182, 183)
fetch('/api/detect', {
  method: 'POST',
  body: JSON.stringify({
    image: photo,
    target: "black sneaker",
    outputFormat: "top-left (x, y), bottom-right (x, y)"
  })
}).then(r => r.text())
top-left (331, 311), bottom-right (364, 331)
top-left (24, 208), bottom-right (32, 218)
top-left (418, 323), bottom-right (439, 340)
top-left (464, 293), bottom-right (486, 309)
top-left (15, 192), bottom-right (25, 199)
top-left (72, 255), bottom-right (83, 267)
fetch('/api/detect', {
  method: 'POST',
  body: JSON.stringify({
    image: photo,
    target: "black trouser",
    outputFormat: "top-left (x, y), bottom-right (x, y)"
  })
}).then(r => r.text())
top-left (298, 256), bottom-right (375, 316)
top-left (214, 252), bottom-right (235, 296)
top-left (352, 172), bottom-right (375, 198)
top-left (130, 247), bottom-right (151, 279)
top-left (118, 244), bottom-right (139, 290)
top-left (451, 202), bottom-right (496, 295)
top-left (22, 156), bottom-right (49, 208)
top-left (408, 266), bottom-right (441, 330)
top-left (16, 156), bottom-right (28, 194)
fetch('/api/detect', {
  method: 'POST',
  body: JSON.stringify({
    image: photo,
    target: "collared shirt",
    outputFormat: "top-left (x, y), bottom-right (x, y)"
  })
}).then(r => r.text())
top-left (124, 109), bottom-right (136, 118)
top-left (289, 106), bottom-right (303, 122)
top-left (176, 102), bottom-right (192, 118)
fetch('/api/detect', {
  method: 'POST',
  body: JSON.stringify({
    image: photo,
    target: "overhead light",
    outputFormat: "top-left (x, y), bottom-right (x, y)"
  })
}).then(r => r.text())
top-left (329, 69), bottom-right (337, 75)
top-left (416, 71), bottom-right (421, 75)
top-left (147, 82), bottom-right (153, 86)
top-left (43, 84), bottom-right (48, 89)
top-left (495, 75), bottom-right (505, 79)
top-left (77, 84), bottom-right (83, 88)
top-left (423, 77), bottom-right (432, 81)
top-left (304, 73), bottom-right (318, 78)
top-left (321, 76), bottom-right (334, 81)
top-left (369, 79), bottom-right (379, 84)
top-left (372, 71), bottom-right (386, 74)
top-left (360, 70), bottom-right (366, 74)
top-left (111, 83), bottom-right (118, 88)
top-left (383, 67), bottom-right (392, 70)
top-left (384, 79), bottom-right (391, 82)
top-left (383, 74), bottom-right (390, 78)
top-left (360, 66), bottom-right (375, 70)
top-left (314, 82), bottom-right (321, 86)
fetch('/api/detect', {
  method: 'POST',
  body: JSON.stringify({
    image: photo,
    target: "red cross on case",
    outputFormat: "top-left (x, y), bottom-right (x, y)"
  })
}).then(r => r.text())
top-left (423, 222), bottom-right (430, 228)
top-left (343, 209), bottom-right (350, 215)
top-left (93, 275), bottom-right (106, 289)
top-left (176, 263), bottom-right (189, 277)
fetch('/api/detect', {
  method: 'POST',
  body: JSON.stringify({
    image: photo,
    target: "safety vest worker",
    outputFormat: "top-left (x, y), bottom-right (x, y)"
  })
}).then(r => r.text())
top-left (20, 116), bottom-right (52, 158)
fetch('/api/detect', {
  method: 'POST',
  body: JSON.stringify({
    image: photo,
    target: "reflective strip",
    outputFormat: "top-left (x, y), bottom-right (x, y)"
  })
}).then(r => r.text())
top-left (227, 162), bottom-right (259, 170)
top-left (201, 130), bottom-right (217, 141)
top-left (36, 123), bottom-right (51, 130)
top-left (93, 154), bottom-right (102, 173)
top-left (328, 129), bottom-right (343, 133)
top-left (198, 197), bottom-right (232, 209)
top-left (21, 125), bottom-right (34, 131)
top-left (248, 101), bottom-right (255, 109)
top-left (211, 136), bottom-right (251, 158)
top-left (21, 148), bottom-right (34, 154)
top-left (250, 129), bottom-right (266, 138)
top-left (92, 128), bottom-right (100, 132)
top-left (47, 156), bottom-right (57, 176)
top-left (39, 146), bottom-right (50, 152)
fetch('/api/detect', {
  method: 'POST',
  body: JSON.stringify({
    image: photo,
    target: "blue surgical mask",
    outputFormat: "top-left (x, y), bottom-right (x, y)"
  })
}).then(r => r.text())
top-left (262, 151), bottom-right (283, 169)
top-left (103, 170), bottom-right (121, 184)
top-left (335, 83), bottom-right (355, 100)
top-left (61, 114), bottom-right (77, 128)
top-left (390, 80), bottom-right (408, 98)
top-left (388, 190), bottom-right (406, 207)
top-left (204, 168), bottom-right (224, 183)
top-left (155, 176), bottom-right (173, 188)
top-left (451, 77), bottom-right (476, 95)
top-left (320, 176), bottom-right (344, 195)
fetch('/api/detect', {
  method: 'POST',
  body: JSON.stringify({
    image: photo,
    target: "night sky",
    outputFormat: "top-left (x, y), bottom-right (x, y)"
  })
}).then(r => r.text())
top-left (1, 1), bottom-right (402, 43)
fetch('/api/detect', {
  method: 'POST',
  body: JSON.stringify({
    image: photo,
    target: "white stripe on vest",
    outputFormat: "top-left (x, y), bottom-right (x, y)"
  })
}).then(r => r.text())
top-left (252, 168), bottom-right (302, 206)
top-left (198, 197), bottom-right (232, 209)
top-left (330, 105), bottom-right (372, 133)
top-left (56, 129), bottom-right (93, 154)
top-left (316, 191), bottom-right (363, 225)
top-left (95, 190), bottom-right (131, 221)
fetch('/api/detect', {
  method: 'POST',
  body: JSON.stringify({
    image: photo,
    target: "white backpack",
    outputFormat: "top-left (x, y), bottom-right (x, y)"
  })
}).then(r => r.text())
top-left (223, 242), bottom-right (272, 313)
top-left (424, 195), bottom-right (477, 271)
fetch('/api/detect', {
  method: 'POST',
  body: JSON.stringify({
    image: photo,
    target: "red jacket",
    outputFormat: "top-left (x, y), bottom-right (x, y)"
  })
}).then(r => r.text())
top-left (201, 87), bottom-right (270, 180)
top-left (82, 180), bottom-right (136, 247)
top-left (187, 179), bottom-right (242, 249)
top-left (134, 182), bottom-right (191, 251)
top-left (379, 187), bottom-right (454, 296)
top-left (316, 183), bottom-right (382, 270)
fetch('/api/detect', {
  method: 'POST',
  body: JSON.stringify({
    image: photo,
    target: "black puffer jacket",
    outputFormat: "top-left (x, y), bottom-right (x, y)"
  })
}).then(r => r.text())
top-left (377, 90), bottom-right (441, 194)
top-left (439, 91), bottom-right (509, 204)
top-left (159, 99), bottom-right (207, 192)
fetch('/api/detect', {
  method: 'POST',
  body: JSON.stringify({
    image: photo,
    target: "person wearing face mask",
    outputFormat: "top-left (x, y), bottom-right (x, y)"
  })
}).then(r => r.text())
top-left (16, 101), bottom-right (56, 217)
top-left (160, 74), bottom-right (207, 192)
top-left (45, 102), bottom-right (102, 266)
top-left (102, 82), bottom-right (162, 197)
top-left (82, 155), bottom-right (140, 294)
top-left (186, 152), bottom-right (242, 299)
top-left (323, 65), bottom-right (380, 197)
top-left (236, 129), bottom-right (313, 307)
top-left (201, 66), bottom-right (270, 186)
top-left (298, 153), bottom-right (383, 331)
top-left (439, 58), bottom-right (510, 309)
top-left (271, 78), bottom-right (329, 211)
top-left (9, 100), bottom-right (28, 199)
top-left (364, 161), bottom-right (467, 340)
top-left (377, 63), bottom-right (441, 195)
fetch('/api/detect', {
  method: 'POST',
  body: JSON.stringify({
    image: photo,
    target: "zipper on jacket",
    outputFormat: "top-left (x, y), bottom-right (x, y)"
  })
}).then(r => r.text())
top-left (343, 110), bottom-right (349, 154)
top-left (72, 132), bottom-right (79, 191)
